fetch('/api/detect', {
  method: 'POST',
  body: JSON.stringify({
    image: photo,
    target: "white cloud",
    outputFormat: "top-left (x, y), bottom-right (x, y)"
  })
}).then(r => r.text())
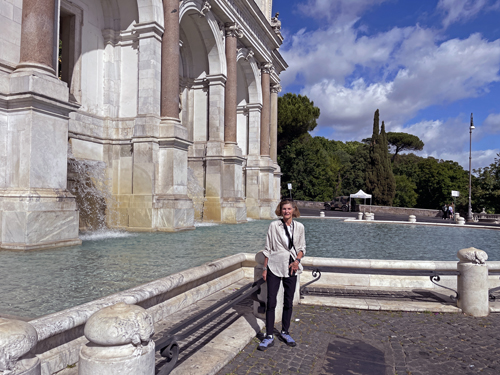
top-left (483, 113), bottom-right (500, 134)
top-left (281, 25), bottom-right (500, 144)
top-left (297, 0), bottom-right (389, 26)
top-left (437, 0), bottom-right (500, 28)
top-left (280, 0), bottom-right (500, 168)
top-left (391, 118), bottom-right (499, 169)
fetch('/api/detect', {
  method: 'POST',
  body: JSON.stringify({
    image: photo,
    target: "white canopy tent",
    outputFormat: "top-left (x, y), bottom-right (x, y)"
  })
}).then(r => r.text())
top-left (349, 190), bottom-right (372, 212)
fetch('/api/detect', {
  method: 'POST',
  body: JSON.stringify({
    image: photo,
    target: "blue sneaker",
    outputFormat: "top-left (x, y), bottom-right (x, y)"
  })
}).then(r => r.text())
top-left (279, 331), bottom-right (297, 347)
top-left (258, 336), bottom-right (274, 351)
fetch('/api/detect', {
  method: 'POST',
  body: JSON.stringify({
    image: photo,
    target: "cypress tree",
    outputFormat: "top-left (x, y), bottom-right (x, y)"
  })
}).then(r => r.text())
top-left (366, 110), bottom-right (396, 205)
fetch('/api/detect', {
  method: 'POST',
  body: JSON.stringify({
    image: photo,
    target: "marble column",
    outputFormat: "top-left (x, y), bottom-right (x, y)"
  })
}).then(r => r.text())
top-left (220, 22), bottom-right (246, 223)
top-left (260, 64), bottom-right (272, 157)
top-left (152, 0), bottom-right (194, 231)
top-left (258, 63), bottom-right (275, 219)
top-left (224, 23), bottom-right (240, 145)
top-left (0, 0), bottom-right (81, 250)
top-left (270, 83), bottom-right (282, 205)
top-left (270, 83), bottom-right (281, 163)
top-left (16, 0), bottom-right (56, 75)
top-left (161, 0), bottom-right (180, 119)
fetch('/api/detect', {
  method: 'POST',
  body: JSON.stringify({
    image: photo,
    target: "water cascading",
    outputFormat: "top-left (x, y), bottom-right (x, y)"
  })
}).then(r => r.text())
top-left (67, 149), bottom-right (118, 232)
top-left (187, 167), bottom-right (206, 221)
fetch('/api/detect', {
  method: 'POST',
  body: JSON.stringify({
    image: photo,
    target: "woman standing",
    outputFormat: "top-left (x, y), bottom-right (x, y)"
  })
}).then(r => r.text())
top-left (258, 198), bottom-right (306, 351)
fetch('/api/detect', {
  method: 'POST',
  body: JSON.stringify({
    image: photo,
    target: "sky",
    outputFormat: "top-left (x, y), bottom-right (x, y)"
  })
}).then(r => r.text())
top-left (272, 0), bottom-right (500, 170)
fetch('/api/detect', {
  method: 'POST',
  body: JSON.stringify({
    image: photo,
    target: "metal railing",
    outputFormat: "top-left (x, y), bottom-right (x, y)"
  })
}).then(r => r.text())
top-left (300, 266), bottom-right (460, 301)
top-left (155, 278), bottom-right (265, 375)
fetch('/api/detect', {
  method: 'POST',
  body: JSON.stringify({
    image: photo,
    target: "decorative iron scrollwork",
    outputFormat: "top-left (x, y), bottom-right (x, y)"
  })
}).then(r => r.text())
top-left (300, 268), bottom-right (322, 297)
top-left (430, 274), bottom-right (459, 301)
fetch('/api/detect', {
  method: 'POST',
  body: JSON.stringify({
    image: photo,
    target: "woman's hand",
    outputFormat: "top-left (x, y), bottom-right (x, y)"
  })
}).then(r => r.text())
top-left (262, 269), bottom-right (267, 281)
top-left (288, 260), bottom-right (299, 275)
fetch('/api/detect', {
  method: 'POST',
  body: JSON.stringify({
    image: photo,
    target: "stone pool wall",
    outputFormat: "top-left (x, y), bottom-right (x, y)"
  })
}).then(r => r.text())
top-left (13, 253), bottom-right (500, 374)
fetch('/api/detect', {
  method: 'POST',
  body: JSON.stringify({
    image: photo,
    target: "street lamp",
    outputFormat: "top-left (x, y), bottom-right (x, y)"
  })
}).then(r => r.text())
top-left (468, 113), bottom-right (475, 221)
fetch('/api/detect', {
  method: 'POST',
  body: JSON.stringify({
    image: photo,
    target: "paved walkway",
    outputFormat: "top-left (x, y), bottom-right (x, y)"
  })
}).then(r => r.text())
top-left (217, 304), bottom-right (500, 375)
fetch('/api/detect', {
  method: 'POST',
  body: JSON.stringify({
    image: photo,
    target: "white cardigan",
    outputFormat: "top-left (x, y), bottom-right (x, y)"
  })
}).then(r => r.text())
top-left (263, 220), bottom-right (306, 277)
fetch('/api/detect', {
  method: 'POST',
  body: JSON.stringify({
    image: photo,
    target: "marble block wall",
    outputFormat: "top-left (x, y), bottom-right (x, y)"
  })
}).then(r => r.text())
top-left (0, 72), bottom-right (81, 250)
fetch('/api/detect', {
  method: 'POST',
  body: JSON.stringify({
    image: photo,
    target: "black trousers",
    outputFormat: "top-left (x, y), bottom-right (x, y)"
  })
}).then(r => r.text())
top-left (266, 269), bottom-right (297, 336)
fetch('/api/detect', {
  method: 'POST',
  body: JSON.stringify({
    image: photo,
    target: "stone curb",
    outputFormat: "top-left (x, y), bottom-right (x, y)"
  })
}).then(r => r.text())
top-left (301, 295), bottom-right (462, 313)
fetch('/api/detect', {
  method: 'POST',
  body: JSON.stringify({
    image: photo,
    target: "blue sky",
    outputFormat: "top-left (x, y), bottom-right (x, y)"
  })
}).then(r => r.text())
top-left (272, 0), bottom-right (500, 170)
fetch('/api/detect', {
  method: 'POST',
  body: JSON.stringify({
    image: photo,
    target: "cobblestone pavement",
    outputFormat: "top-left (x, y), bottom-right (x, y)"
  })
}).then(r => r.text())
top-left (218, 304), bottom-right (500, 375)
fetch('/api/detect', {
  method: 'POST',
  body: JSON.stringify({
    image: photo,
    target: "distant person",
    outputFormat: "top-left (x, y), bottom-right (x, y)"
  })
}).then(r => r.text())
top-left (258, 198), bottom-right (306, 351)
top-left (448, 204), bottom-right (454, 220)
top-left (442, 204), bottom-right (448, 219)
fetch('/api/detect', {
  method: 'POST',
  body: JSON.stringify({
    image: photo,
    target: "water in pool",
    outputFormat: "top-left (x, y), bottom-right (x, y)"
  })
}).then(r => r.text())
top-left (1, 219), bottom-right (499, 319)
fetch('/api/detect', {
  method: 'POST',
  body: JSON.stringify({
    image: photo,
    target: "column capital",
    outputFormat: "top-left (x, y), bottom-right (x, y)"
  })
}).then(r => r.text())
top-left (199, 0), bottom-right (211, 16)
top-left (271, 84), bottom-right (282, 94)
top-left (260, 62), bottom-right (274, 74)
top-left (225, 22), bottom-right (243, 38)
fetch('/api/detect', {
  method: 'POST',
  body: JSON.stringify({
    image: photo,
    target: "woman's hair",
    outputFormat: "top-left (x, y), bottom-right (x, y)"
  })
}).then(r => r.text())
top-left (275, 198), bottom-right (301, 218)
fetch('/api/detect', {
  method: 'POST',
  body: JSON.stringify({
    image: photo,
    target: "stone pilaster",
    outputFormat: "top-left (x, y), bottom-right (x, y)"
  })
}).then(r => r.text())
top-left (203, 74), bottom-right (226, 222)
top-left (245, 103), bottom-right (263, 219)
top-left (0, 0), bottom-right (81, 250)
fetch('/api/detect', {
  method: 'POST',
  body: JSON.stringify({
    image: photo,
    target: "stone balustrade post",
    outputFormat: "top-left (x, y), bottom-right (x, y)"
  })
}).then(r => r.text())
top-left (457, 248), bottom-right (489, 317)
top-left (0, 318), bottom-right (40, 375)
top-left (79, 303), bottom-right (155, 375)
top-left (408, 215), bottom-right (416, 223)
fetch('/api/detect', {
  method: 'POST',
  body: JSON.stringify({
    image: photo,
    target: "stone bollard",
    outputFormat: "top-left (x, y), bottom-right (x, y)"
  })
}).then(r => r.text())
top-left (457, 217), bottom-right (465, 226)
top-left (79, 303), bottom-right (155, 375)
top-left (457, 248), bottom-right (489, 317)
top-left (365, 213), bottom-right (374, 221)
top-left (0, 318), bottom-right (40, 375)
top-left (454, 213), bottom-right (460, 223)
top-left (408, 215), bottom-right (416, 223)
top-left (357, 212), bottom-right (363, 220)
top-left (319, 211), bottom-right (325, 217)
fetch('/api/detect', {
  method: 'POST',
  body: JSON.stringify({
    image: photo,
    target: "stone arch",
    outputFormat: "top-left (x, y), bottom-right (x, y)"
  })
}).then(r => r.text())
top-left (101, 0), bottom-right (120, 30)
top-left (237, 48), bottom-right (262, 105)
top-left (136, 0), bottom-right (164, 26)
top-left (180, 1), bottom-right (226, 76)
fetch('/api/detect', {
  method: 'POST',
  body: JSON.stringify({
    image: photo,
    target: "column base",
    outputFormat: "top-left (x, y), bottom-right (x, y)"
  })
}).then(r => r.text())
top-left (0, 189), bottom-right (81, 251)
top-left (221, 199), bottom-right (247, 224)
top-left (153, 195), bottom-right (195, 232)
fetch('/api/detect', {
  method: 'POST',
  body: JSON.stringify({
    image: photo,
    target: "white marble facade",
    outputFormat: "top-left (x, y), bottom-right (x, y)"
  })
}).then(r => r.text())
top-left (0, 0), bottom-right (285, 250)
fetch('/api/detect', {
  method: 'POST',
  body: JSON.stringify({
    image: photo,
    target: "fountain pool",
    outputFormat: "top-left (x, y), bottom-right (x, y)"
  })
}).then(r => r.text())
top-left (1, 219), bottom-right (499, 319)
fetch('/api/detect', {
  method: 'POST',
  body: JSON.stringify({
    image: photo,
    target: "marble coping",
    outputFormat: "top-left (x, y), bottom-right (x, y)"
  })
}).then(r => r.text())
top-left (300, 257), bottom-right (500, 271)
top-left (29, 254), bottom-right (500, 342)
top-left (30, 253), bottom-right (257, 342)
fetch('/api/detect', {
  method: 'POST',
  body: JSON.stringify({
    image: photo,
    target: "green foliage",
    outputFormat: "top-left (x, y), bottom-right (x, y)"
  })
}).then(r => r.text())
top-left (279, 136), bottom-right (342, 201)
top-left (365, 111), bottom-right (396, 205)
top-left (472, 154), bottom-right (500, 213)
top-left (386, 132), bottom-right (424, 162)
top-left (277, 93), bottom-right (320, 153)
top-left (393, 175), bottom-right (418, 208)
top-left (394, 154), bottom-right (469, 210)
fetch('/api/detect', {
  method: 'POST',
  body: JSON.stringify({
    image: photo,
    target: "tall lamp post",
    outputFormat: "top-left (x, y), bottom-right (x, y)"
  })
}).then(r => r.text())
top-left (468, 113), bottom-right (475, 222)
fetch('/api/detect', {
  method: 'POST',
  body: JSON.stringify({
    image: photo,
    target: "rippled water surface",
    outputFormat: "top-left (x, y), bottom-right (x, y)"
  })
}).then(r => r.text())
top-left (1, 219), bottom-right (499, 319)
